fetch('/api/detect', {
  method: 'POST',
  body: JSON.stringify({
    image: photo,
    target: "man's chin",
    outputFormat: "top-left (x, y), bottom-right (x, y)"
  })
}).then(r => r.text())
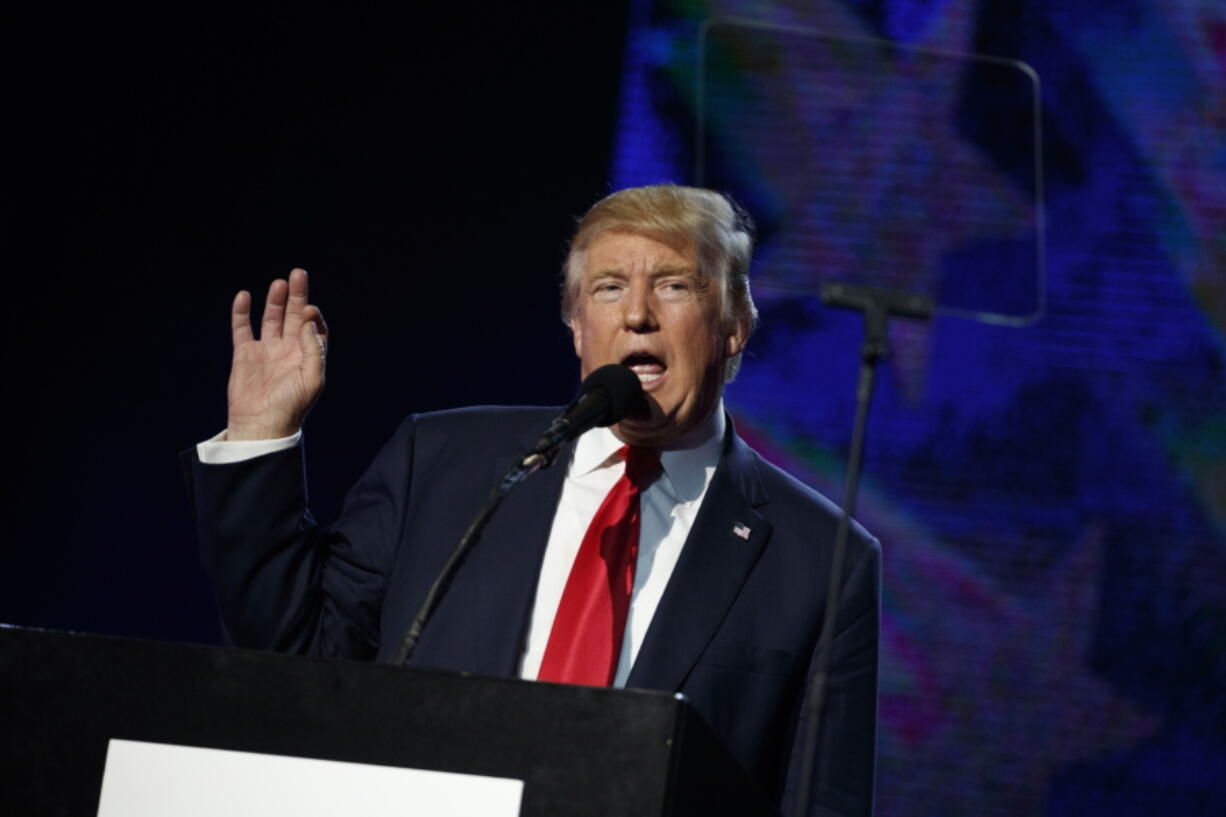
top-left (612, 409), bottom-right (682, 448)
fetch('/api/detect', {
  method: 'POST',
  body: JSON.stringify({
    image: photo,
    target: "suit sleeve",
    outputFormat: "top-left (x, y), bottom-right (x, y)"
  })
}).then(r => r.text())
top-left (181, 416), bottom-right (419, 658)
top-left (782, 534), bottom-right (882, 817)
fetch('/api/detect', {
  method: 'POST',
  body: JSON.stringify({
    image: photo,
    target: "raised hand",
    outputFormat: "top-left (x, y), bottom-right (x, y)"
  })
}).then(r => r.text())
top-left (226, 268), bottom-right (328, 440)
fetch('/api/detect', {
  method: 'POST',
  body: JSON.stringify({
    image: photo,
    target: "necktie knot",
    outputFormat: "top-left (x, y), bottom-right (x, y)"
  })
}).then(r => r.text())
top-left (621, 445), bottom-right (661, 488)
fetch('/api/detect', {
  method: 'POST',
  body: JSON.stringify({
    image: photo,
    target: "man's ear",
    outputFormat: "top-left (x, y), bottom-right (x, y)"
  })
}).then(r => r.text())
top-left (724, 318), bottom-right (748, 358)
top-left (570, 316), bottom-right (584, 358)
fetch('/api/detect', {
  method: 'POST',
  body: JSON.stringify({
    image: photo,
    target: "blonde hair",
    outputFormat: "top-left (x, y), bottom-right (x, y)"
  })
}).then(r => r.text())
top-left (562, 184), bottom-right (758, 381)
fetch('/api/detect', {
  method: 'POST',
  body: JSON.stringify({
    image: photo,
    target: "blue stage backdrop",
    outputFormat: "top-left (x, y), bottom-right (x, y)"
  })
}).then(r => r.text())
top-left (608, 1), bottom-right (1225, 814)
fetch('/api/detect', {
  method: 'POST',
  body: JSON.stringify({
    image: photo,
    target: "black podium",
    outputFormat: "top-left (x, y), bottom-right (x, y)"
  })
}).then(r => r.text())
top-left (1, 626), bottom-right (770, 816)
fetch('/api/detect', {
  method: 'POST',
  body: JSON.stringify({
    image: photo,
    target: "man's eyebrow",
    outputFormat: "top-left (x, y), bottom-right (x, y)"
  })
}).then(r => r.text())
top-left (585, 263), bottom-right (698, 278)
top-left (649, 264), bottom-right (697, 276)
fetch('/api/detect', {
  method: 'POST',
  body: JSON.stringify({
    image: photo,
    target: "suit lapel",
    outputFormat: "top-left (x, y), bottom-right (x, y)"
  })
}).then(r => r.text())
top-left (626, 428), bottom-right (772, 691)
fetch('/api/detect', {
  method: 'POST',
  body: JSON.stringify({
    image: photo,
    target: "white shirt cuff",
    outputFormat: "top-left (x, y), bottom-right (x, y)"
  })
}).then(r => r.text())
top-left (196, 429), bottom-right (302, 464)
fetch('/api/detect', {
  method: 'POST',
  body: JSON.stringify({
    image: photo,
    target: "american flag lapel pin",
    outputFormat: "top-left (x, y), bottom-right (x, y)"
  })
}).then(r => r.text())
top-left (732, 523), bottom-right (751, 540)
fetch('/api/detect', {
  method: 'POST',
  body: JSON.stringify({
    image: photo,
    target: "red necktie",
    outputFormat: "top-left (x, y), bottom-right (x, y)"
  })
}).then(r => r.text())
top-left (537, 445), bottom-right (662, 686)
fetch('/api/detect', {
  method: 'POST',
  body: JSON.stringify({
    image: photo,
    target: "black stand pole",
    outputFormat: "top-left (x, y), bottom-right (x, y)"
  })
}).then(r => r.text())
top-left (390, 454), bottom-right (550, 666)
top-left (792, 283), bottom-right (932, 817)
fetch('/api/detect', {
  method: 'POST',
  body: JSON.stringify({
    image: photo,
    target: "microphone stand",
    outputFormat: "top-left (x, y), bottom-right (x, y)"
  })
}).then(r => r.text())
top-left (390, 365), bottom-right (641, 668)
top-left (791, 282), bottom-right (932, 817)
top-left (389, 451), bottom-right (555, 667)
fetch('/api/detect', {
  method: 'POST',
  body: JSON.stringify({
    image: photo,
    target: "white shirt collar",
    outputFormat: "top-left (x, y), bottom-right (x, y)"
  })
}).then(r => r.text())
top-left (570, 400), bottom-right (726, 502)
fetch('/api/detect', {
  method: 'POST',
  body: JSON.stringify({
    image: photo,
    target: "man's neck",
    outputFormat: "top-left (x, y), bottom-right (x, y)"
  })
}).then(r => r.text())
top-left (656, 401), bottom-right (725, 452)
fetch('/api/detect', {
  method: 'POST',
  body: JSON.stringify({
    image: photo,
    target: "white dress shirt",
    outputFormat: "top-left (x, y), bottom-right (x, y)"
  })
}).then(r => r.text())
top-left (196, 403), bottom-right (726, 688)
top-left (519, 406), bottom-right (724, 687)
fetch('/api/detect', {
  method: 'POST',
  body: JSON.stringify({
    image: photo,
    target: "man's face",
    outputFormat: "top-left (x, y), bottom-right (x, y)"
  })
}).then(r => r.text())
top-left (569, 231), bottom-right (746, 447)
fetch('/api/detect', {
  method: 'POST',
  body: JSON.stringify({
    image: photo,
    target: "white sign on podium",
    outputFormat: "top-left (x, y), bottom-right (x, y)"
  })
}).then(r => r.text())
top-left (97, 739), bottom-right (524, 817)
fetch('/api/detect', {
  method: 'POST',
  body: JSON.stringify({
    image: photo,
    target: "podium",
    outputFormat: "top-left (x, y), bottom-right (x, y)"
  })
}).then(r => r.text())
top-left (1, 626), bottom-right (771, 816)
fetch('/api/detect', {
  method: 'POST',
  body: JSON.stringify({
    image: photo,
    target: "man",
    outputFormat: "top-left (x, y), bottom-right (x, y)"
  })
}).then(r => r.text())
top-left (185, 185), bottom-right (880, 816)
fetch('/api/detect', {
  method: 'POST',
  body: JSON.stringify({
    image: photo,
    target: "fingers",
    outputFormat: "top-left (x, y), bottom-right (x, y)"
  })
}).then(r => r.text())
top-left (261, 277), bottom-right (289, 340)
top-left (240, 270), bottom-right (318, 344)
top-left (231, 290), bottom-right (254, 347)
top-left (283, 267), bottom-right (310, 339)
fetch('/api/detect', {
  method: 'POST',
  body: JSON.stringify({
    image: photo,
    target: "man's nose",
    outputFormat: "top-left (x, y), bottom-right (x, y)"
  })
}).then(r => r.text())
top-left (622, 281), bottom-right (657, 331)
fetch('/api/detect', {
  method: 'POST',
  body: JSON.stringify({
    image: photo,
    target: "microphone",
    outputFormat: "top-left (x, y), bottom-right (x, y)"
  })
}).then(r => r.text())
top-left (390, 364), bottom-right (646, 665)
top-left (525, 364), bottom-right (647, 466)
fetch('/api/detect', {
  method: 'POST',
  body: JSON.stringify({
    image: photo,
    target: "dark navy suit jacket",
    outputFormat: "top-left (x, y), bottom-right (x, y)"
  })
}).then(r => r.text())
top-left (184, 406), bottom-right (880, 816)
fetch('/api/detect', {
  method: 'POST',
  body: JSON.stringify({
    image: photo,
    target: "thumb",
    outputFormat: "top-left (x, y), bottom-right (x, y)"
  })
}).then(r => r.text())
top-left (302, 319), bottom-right (327, 374)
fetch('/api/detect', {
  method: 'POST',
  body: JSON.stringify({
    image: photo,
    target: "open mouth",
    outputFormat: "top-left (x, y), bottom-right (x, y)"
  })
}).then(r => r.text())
top-left (622, 353), bottom-right (666, 386)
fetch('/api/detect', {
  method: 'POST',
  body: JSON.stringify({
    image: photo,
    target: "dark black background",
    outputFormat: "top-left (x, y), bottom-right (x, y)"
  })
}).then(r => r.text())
top-left (3, 5), bottom-right (630, 643)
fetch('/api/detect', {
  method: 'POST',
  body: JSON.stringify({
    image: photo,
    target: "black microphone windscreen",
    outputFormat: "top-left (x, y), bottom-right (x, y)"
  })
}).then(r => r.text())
top-left (579, 364), bottom-right (647, 426)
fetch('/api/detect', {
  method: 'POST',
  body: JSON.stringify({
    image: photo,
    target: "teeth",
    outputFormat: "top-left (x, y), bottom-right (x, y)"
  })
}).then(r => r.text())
top-left (625, 359), bottom-right (664, 385)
